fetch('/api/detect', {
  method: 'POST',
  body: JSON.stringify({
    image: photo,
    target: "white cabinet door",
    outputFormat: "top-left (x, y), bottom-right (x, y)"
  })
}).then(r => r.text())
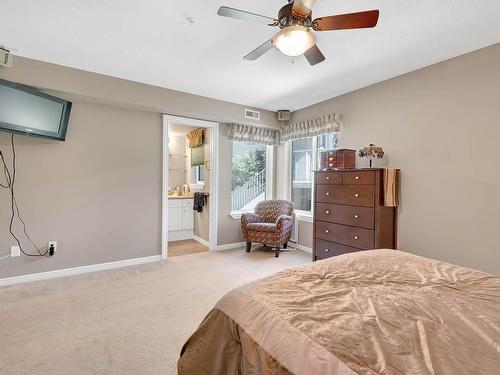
top-left (182, 208), bottom-right (194, 230)
top-left (168, 206), bottom-right (183, 231)
top-left (183, 199), bottom-right (194, 208)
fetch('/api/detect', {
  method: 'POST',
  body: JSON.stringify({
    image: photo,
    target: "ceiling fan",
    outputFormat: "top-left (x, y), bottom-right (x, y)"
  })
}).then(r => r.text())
top-left (217, 0), bottom-right (379, 65)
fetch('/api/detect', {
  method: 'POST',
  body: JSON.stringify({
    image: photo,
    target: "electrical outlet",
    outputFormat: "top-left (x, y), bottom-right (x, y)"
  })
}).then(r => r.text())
top-left (48, 241), bottom-right (57, 256)
top-left (10, 246), bottom-right (20, 257)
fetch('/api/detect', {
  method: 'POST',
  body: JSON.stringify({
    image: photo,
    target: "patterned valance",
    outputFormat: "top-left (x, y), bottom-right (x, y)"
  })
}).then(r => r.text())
top-left (280, 114), bottom-right (340, 142)
top-left (228, 124), bottom-right (280, 146)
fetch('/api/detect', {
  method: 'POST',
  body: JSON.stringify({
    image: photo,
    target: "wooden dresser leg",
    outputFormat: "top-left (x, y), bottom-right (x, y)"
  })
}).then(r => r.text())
top-left (275, 245), bottom-right (280, 257)
top-left (283, 242), bottom-right (288, 249)
top-left (246, 242), bottom-right (252, 253)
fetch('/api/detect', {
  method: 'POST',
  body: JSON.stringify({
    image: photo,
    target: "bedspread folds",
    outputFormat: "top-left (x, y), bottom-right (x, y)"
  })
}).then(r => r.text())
top-left (179, 250), bottom-right (500, 375)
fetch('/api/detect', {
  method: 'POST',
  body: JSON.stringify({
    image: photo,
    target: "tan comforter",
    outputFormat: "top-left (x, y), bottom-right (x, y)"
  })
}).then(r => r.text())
top-left (178, 250), bottom-right (500, 374)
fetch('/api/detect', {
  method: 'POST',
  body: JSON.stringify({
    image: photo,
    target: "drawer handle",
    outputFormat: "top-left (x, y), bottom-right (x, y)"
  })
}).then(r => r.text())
top-left (354, 193), bottom-right (359, 197)
top-left (325, 230), bottom-right (329, 233)
top-left (326, 176), bottom-right (330, 180)
top-left (326, 192), bottom-right (331, 196)
top-left (354, 214), bottom-right (359, 219)
top-left (355, 176), bottom-right (360, 180)
top-left (354, 235), bottom-right (359, 240)
top-left (324, 249), bottom-right (329, 252)
top-left (325, 210), bottom-right (330, 214)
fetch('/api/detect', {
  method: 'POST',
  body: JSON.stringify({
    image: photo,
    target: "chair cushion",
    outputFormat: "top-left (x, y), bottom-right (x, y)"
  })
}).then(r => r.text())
top-left (247, 223), bottom-right (276, 233)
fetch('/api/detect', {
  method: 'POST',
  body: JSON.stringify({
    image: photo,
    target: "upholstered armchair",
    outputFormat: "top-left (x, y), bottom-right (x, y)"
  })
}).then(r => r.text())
top-left (241, 200), bottom-right (295, 257)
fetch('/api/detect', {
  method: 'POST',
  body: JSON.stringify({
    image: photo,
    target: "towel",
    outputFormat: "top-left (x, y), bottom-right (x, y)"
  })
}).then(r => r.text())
top-left (383, 168), bottom-right (399, 207)
top-left (193, 192), bottom-right (206, 213)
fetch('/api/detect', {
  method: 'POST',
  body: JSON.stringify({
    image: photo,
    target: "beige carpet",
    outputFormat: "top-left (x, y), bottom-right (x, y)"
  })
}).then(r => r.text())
top-left (168, 239), bottom-right (208, 257)
top-left (0, 247), bottom-right (310, 375)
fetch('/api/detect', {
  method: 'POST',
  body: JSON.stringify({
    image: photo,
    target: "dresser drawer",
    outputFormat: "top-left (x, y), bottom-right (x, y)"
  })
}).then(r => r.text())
top-left (315, 221), bottom-right (374, 249)
top-left (315, 239), bottom-right (364, 260)
top-left (343, 171), bottom-right (375, 185)
top-left (316, 172), bottom-right (342, 185)
top-left (315, 203), bottom-right (374, 229)
top-left (316, 185), bottom-right (374, 207)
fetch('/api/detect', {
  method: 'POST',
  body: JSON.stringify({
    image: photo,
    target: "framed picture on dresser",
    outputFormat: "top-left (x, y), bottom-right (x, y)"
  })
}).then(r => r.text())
top-left (313, 168), bottom-right (398, 261)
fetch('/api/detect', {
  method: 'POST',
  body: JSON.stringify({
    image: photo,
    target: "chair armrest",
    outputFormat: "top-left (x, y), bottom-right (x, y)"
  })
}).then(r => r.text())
top-left (276, 215), bottom-right (294, 231)
top-left (241, 212), bottom-right (261, 241)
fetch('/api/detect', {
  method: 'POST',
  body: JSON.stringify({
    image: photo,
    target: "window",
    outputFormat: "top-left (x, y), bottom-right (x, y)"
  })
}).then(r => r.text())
top-left (290, 133), bottom-right (338, 213)
top-left (189, 165), bottom-right (205, 189)
top-left (291, 138), bottom-right (313, 211)
top-left (231, 141), bottom-right (267, 212)
top-left (316, 133), bottom-right (338, 167)
top-left (195, 165), bottom-right (204, 184)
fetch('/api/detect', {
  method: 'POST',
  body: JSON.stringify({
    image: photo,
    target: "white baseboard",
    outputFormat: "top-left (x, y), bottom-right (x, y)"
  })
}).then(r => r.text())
top-left (290, 242), bottom-right (313, 254)
top-left (192, 235), bottom-right (210, 248)
top-left (0, 255), bottom-right (162, 287)
top-left (214, 241), bottom-right (312, 253)
top-left (213, 241), bottom-right (247, 251)
top-left (213, 242), bottom-right (299, 252)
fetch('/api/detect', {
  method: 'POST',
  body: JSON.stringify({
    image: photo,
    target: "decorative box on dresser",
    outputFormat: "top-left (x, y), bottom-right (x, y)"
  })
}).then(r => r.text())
top-left (313, 168), bottom-right (398, 261)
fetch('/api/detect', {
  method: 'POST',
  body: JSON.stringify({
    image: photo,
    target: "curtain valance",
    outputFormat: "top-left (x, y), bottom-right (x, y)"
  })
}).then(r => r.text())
top-left (228, 124), bottom-right (280, 146)
top-left (186, 128), bottom-right (204, 148)
top-left (280, 114), bottom-right (340, 142)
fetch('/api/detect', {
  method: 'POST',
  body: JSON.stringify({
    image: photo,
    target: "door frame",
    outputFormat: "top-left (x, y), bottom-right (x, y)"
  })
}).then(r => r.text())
top-left (162, 114), bottom-right (219, 260)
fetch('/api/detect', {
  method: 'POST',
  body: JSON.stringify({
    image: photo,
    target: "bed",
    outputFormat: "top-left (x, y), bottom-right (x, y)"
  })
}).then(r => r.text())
top-left (178, 250), bottom-right (500, 374)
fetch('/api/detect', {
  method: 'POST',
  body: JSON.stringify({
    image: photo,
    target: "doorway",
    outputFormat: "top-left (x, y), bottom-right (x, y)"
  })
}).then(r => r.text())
top-left (162, 115), bottom-right (218, 259)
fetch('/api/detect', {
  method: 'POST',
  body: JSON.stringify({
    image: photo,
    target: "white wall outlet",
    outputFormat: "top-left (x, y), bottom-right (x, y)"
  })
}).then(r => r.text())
top-left (10, 246), bottom-right (20, 257)
top-left (48, 241), bottom-right (57, 254)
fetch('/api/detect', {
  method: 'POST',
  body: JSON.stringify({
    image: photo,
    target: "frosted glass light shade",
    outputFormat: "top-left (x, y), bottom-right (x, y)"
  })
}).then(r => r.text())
top-left (272, 26), bottom-right (316, 57)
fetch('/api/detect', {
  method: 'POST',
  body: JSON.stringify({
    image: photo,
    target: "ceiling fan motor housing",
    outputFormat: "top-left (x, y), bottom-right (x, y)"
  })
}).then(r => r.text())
top-left (278, 2), bottom-right (312, 28)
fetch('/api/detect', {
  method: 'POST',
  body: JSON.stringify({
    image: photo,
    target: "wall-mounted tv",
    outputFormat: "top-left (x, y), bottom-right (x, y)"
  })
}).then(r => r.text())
top-left (0, 79), bottom-right (72, 141)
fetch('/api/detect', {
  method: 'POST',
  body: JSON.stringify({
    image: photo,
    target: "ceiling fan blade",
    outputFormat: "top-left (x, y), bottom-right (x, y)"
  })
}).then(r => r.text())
top-left (292, 0), bottom-right (316, 19)
top-left (243, 39), bottom-right (274, 61)
top-left (313, 10), bottom-right (379, 31)
top-left (304, 44), bottom-right (325, 66)
top-left (217, 6), bottom-right (277, 25)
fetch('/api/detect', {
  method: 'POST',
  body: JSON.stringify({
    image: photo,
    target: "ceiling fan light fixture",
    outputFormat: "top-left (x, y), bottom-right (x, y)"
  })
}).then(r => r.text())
top-left (272, 25), bottom-right (316, 57)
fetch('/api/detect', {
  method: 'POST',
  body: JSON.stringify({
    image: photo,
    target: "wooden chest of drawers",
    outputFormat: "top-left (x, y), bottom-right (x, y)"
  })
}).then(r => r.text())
top-left (313, 169), bottom-right (397, 261)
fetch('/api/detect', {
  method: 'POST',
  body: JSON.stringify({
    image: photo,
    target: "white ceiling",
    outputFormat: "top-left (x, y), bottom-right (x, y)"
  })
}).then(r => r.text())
top-left (2, 0), bottom-right (500, 111)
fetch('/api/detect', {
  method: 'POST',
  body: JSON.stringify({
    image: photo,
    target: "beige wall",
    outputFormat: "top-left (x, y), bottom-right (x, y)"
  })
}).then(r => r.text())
top-left (297, 221), bottom-right (314, 249)
top-left (4, 45), bottom-right (498, 277)
top-left (0, 57), bottom-right (277, 279)
top-left (289, 43), bottom-right (500, 274)
top-left (0, 101), bottom-right (162, 278)
top-left (217, 124), bottom-right (244, 245)
top-left (4, 56), bottom-right (281, 128)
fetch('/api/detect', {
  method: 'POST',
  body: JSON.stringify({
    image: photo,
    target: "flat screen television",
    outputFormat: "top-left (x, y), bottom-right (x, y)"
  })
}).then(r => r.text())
top-left (0, 78), bottom-right (72, 141)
